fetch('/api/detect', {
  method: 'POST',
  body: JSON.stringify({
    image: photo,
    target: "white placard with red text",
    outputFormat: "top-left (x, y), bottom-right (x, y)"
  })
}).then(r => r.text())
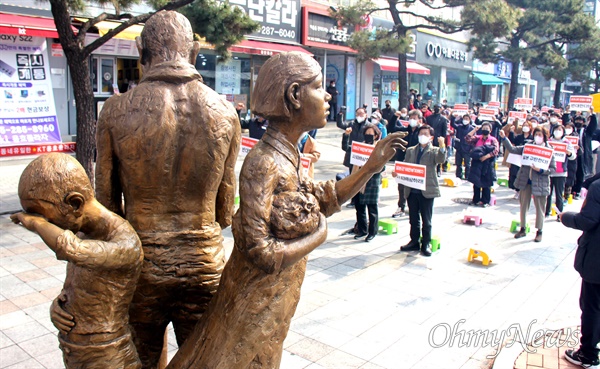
top-left (350, 142), bottom-right (375, 166)
top-left (394, 161), bottom-right (427, 191)
top-left (240, 136), bottom-right (259, 157)
top-left (453, 104), bottom-right (468, 116)
top-left (565, 136), bottom-right (579, 148)
top-left (398, 120), bottom-right (409, 128)
top-left (514, 98), bottom-right (533, 111)
top-left (521, 144), bottom-right (554, 170)
top-left (300, 156), bottom-right (311, 177)
top-left (541, 106), bottom-right (550, 113)
top-left (478, 108), bottom-right (496, 121)
top-left (548, 141), bottom-right (568, 162)
top-left (508, 111), bottom-right (527, 125)
top-left (569, 96), bottom-right (592, 112)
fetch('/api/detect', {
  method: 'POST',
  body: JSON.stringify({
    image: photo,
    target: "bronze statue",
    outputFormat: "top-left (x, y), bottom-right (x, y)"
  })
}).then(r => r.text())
top-left (11, 153), bottom-right (143, 369)
top-left (168, 51), bottom-right (406, 369)
top-left (91, 10), bottom-right (239, 368)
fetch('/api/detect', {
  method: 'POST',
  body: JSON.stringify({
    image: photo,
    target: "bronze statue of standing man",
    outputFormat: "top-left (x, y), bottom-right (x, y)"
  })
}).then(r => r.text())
top-left (92, 10), bottom-right (240, 368)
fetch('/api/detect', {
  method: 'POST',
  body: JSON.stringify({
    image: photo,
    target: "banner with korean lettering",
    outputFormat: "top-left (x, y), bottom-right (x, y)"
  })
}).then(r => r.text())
top-left (565, 136), bottom-right (579, 148)
top-left (569, 96), bottom-right (592, 112)
top-left (521, 144), bottom-right (554, 170)
top-left (350, 141), bottom-right (374, 166)
top-left (0, 142), bottom-right (75, 157)
top-left (300, 156), bottom-right (311, 177)
top-left (508, 111), bottom-right (527, 125)
top-left (453, 104), bottom-right (468, 116)
top-left (0, 35), bottom-right (60, 147)
top-left (394, 161), bottom-right (426, 191)
top-left (478, 108), bottom-right (496, 121)
top-left (220, 0), bottom-right (300, 43)
top-left (514, 98), bottom-right (533, 111)
top-left (548, 141), bottom-right (568, 162)
top-left (240, 136), bottom-right (259, 157)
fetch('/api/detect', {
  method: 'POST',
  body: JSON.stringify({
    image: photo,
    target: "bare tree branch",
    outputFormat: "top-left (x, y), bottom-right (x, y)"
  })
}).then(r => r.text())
top-left (417, 0), bottom-right (452, 10)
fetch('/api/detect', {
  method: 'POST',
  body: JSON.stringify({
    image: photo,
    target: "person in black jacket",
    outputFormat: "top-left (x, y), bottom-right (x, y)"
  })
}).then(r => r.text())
top-left (572, 110), bottom-right (598, 197)
top-left (241, 115), bottom-right (268, 140)
top-left (337, 108), bottom-right (369, 168)
top-left (451, 114), bottom-right (476, 180)
top-left (559, 174), bottom-right (600, 368)
top-left (381, 100), bottom-right (396, 125)
top-left (326, 80), bottom-right (339, 121)
top-left (426, 104), bottom-right (448, 176)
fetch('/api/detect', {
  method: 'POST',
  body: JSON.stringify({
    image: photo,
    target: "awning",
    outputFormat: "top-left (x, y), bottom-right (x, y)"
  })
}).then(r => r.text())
top-left (229, 40), bottom-right (312, 57)
top-left (473, 72), bottom-right (504, 85)
top-left (0, 12), bottom-right (74, 38)
top-left (95, 20), bottom-right (143, 41)
top-left (373, 58), bottom-right (430, 75)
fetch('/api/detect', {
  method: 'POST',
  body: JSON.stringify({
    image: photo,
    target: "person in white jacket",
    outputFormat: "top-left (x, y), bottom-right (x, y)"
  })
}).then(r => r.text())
top-left (545, 124), bottom-right (577, 220)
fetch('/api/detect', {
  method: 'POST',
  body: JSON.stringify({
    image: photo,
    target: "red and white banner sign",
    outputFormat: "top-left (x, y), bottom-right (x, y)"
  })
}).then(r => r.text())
top-left (548, 141), bottom-right (568, 162)
top-left (300, 156), bottom-right (311, 177)
top-left (240, 136), bottom-right (259, 157)
top-left (0, 142), bottom-right (76, 157)
top-left (541, 106), bottom-right (550, 113)
top-left (488, 101), bottom-right (500, 109)
top-left (453, 104), bottom-right (468, 116)
top-left (521, 144), bottom-right (553, 170)
top-left (478, 108), bottom-right (496, 121)
top-left (394, 161), bottom-right (426, 191)
top-left (398, 120), bottom-right (409, 128)
top-left (514, 98), bottom-right (533, 111)
top-left (569, 96), bottom-right (592, 112)
top-left (508, 111), bottom-right (527, 125)
top-left (565, 136), bottom-right (580, 147)
top-left (350, 142), bottom-right (375, 166)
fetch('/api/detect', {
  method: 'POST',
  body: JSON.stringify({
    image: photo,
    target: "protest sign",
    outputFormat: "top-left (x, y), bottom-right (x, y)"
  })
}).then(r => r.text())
top-left (453, 104), bottom-right (468, 116)
top-left (521, 144), bottom-right (554, 170)
top-left (300, 156), bottom-right (311, 177)
top-left (565, 136), bottom-right (579, 147)
top-left (350, 142), bottom-right (375, 166)
top-left (478, 108), bottom-right (496, 121)
top-left (394, 161), bottom-right (426, 191)
top-left (508, 111), bottom-right (527, 125)
top-left (569, 96), bottom-right (592, 112)
top-left (506, 153), bottom-right (522, 167)
top-left (240, 136), bottom-right (259, 156)
top-left (514, 98), bottom-right (533, 111)
top-left (548, 141), bottom-right (568, 162)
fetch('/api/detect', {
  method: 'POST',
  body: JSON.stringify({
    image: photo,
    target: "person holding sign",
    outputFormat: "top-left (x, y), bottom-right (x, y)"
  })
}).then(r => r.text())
top-left (465, 122), bottom-right (499, 207)
top-left (451, 113), bottom-right (476, 180)
top-left (507, 119), bottom-right (534, 197)
top-left (499, 127), bottom-right (556, 242)
top-left (353, 123), bottom-right (384, 242)
top-left (564, 122), bottom-right (581, 200)
top-left (572, 110), bottom-right (597, 198)
top-left (400, 125), bottom-right (446, 257)
top-left (545, 125), bottom-right (576, 219)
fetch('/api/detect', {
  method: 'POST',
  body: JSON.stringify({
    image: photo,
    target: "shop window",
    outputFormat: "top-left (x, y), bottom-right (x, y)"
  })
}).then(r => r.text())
top-left (90, 56), bottom-right (117, 96)
top-left (196, 53), bottom-right (251, 111)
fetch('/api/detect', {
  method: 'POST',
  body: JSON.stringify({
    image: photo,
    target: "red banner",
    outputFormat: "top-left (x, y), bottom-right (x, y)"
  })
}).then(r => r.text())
top-left (0, 142), bottom-right (75, 157)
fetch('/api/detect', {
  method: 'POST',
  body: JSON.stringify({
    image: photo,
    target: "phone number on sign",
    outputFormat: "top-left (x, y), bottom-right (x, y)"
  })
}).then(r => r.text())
top-left (259, 26), bottom-right (295, 39)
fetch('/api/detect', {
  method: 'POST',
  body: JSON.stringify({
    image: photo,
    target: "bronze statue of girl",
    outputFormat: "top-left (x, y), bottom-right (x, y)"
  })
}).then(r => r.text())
top-left (168, 51), bottom-right (406, 369)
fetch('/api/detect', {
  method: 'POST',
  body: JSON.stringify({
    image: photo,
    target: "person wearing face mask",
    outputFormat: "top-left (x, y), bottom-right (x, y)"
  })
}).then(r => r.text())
top-left (381, 99), bottom-right (396, 125)
top-left (506, 120), bottom-right (533, 197)
top-left (426, 104), bottom-right (448, 177)
top-left (465, 122), bottom-right (499, 207)
top-left (544, 125), bottom-right (576, 219)
top-left (400, 125), bottom-right (447, 256)
top-left (572, 110), bottom-right (598, 198)
top-left (499, 127), bottom-right (556, 242)
top-left (326, 80), bottom-right (339, 121)
top-left (352, 123), bottom-right (384, 242)
top-left (371, 111), bottom-right (387, 139)
top-left (338, 107), bottom-right (369, 169)
top-left (390, 108), bottom-right (407, 134)
top-left (451, 114), bottom-right (476, 180)
top-left (392, 109), bottom-right (423, 218)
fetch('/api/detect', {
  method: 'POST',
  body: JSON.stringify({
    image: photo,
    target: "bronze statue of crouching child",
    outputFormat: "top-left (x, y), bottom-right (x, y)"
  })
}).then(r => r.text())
top-left (11, 153), bottom-right (143, 369)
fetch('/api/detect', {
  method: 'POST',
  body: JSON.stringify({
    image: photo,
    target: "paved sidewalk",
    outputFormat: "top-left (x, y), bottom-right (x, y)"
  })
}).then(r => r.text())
top-left (0, 130), bottom-right (589, 368)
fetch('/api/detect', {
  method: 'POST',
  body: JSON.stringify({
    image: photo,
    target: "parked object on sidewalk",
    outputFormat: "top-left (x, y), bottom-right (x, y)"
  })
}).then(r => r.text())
top-left (378, 218), bottom-right (399, 235)
top-left (468, 248), bottom-right (492, 266)
top-left (510, 220), bottom-right (531, 233)
top-left (463, 214), bottom-right (483, 226)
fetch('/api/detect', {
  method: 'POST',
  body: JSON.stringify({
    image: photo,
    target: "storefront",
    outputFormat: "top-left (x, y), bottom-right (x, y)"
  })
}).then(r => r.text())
top-left (492, 59), bottom-right (537, 109)
top-left (414, 31), bottom-right (472, 106)
top-left (471, 59), bottom-right (503, 105)
top-left (301, 6), bottom-right (358, 119)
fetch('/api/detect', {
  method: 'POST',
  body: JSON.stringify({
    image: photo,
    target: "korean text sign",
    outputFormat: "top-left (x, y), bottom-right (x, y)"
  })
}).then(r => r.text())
top-left (514, 98), bottom-right (533, 111)
top-left (394, 161), bottom-right (426, 191)
top-left (569, 96), bottom-right (592, 112)
top-left (548, 141), bottom-right (568, 162)
top-left (350, 142), bottom-right (374, 166)
top-left (240, 137), bottom-right (259, 157)
top-left (0, 35), bottom-right (61, 147)
top-left (521, 144), bottom-right (553, 170)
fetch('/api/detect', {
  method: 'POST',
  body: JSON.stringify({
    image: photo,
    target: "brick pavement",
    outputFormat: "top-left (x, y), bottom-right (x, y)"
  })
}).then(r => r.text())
top-left (0, 130), bottom-right (591, 368)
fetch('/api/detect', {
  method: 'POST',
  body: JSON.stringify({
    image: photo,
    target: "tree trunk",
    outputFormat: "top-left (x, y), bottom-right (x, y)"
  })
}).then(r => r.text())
top-left (397, 52), bottom-right (409, 109)
top-left (553, 79), bottom-right (562, 108)
top-left (508, 58), bottom-right (520, 109)
top-left (68, 56), bottom-right (97, 182)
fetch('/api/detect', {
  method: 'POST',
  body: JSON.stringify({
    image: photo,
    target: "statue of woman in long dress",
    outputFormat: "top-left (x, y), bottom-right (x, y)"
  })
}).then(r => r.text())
top-left (168, 51), bottom-right (406, 369)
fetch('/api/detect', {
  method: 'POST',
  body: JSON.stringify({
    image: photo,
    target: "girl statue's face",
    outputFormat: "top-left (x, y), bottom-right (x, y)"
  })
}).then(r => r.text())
top-left (293, 74), bottom-right (331, 131)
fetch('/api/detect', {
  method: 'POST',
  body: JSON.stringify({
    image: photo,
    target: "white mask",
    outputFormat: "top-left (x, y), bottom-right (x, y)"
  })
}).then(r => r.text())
top-left (522, 126), bottom-right (530, 133)
top-left (418, 135), bottom-right (430, 145)
top-left (409, 119), bottom-right (418, 127)
top-left (534, 136), bottom-right (544, 145)
top-left (565, 128), bottom-right (573, 135)
top-left (531, 123), bottom-right (538, 128)
top-left (463, 120), bottom-right (470, 125)
top-left (550, 117), bottom-right (558, 123)
top-left (553, 130), bottom-right (563, 139)
top-left (356, 116), bottom-right (365, 123)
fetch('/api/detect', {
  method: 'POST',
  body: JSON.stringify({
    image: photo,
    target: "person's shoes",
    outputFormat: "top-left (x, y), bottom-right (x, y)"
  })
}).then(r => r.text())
top-left (557, 215), bottom-right (561, 222)
top-left (365, 234), bottom-right (375, 242)
top-left (420, 243), bottom-right (432, 257)
top-left (481, 203), bottom-right (490, 208)
top-left (534, 230), bottom-right (542, 242)
top-left (392, 208), bottom-right (405, 218)
top-left (513, 191), bottom-right (520, 199)
top-left (476, 201), bottom-right (484, 207)
top-left (468, 201), bottom-right (476, 206)
top-left (400, 242), bottom-right (420, 252)
top-left (354, 233), bottom-right (367, 239)
top-left (544, 213), bottom-right (550, 218)
top-left (564, 349), bottom-right (600, 368)
top-left (514, 228), bottom-right (527, 239)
